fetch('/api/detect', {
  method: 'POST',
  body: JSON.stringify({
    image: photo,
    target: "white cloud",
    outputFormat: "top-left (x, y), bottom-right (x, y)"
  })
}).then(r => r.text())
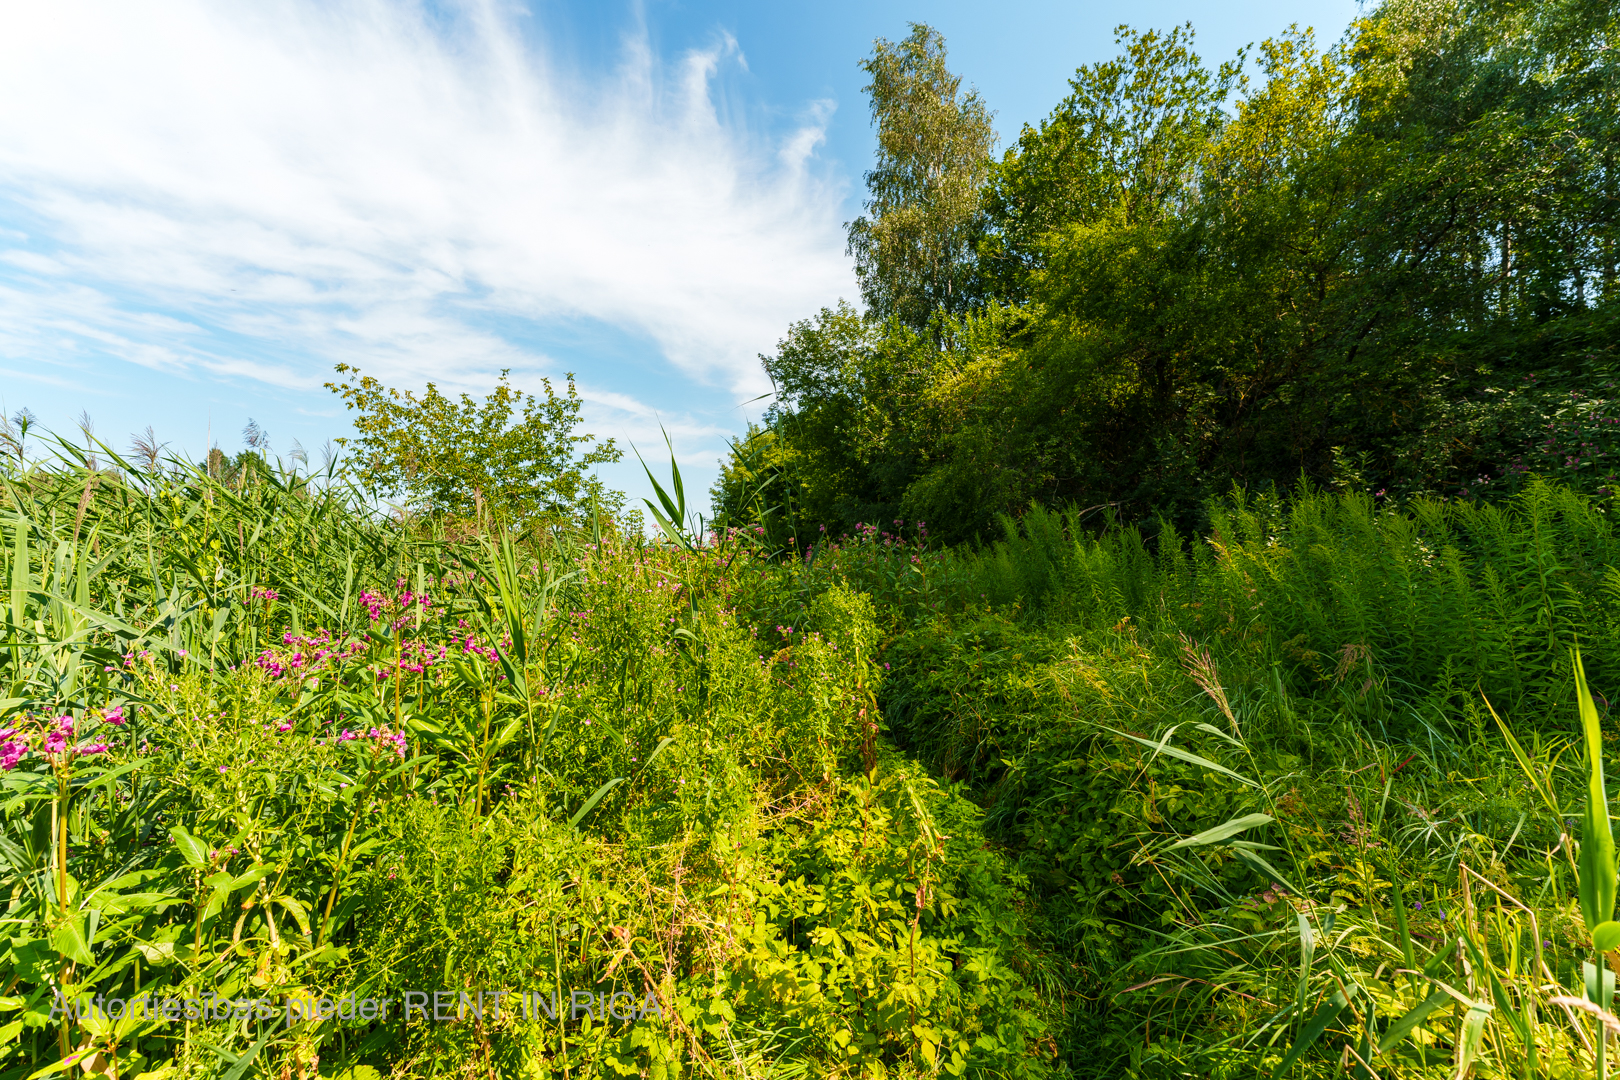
top-left (0, 0), bottom-right (853, 412)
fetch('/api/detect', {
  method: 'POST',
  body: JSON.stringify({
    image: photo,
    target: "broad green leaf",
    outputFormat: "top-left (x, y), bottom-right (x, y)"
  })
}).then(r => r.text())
top-left (640, 735), bottom-right (676, 769)
top-left (569, 777), bottom-right (627, 829)
top-left (221, 1026), bottom-right (275, 1080)
top-left (229, 863), bottom-right (274, 891)
top-left (275, 895), bottom-right (313, 935)
top-left (170, 826), bottom-right (208, 868)
top-left (1376, 989), bottom-right (1450, 1053)
top-left (90, 891), bottom-right (177, 915)
top-left (49, 919), bottom-right (94, 965)
top-left (1231, 845), bottom-right (1298, 895)
top-left (1455, 1003), bottom-right (1491, 1076)
top-left (1575, 650), bottom-right (1616, 933)
top-left (1167, 812), bottom-right (1272, 850)
top-left (1585, 960), bottom-right (1616, 1009)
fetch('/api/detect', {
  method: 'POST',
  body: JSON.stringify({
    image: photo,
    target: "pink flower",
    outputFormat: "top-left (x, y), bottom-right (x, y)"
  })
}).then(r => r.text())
top-left (43, 730), bottom-right (67, 754)
top-left (102, 705), bottom-right (127, 726)
top-left (0, 734), bottom-right (27, 770)
top-left (77, 742), bottom-right (108, 756)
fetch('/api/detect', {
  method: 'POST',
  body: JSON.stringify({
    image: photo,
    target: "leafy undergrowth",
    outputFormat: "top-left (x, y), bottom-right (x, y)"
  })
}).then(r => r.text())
top-left (10, 446), bottom-right (1620, 1079)
top-left (0, 455), bottom-right (1050, 1080)
top-left (856, 484), bottom-right (1620, 1077)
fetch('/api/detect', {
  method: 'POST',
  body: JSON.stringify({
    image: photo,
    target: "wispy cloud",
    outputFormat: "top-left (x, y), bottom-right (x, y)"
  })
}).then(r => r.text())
top-left (0, 0), bottom-right (852, 418)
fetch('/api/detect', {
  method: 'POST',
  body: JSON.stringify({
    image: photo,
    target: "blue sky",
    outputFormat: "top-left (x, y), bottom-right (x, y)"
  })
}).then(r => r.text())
top-left (0, 0), bottom-right (1362, 515)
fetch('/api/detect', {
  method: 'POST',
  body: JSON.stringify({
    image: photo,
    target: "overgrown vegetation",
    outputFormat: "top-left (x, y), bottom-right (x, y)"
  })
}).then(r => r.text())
top-left (717, 0), bottom-right (1620, 543)
top-left (12, 416), bottom-right (1620, 1077)
top-left (8, 2), bottom-right (1620, 1077)
top-left (0, 437), bottom-right (1047, 1079)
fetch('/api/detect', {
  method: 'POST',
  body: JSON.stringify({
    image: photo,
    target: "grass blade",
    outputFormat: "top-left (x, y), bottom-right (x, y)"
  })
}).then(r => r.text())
top-left (1272, 983), bottom-right (1358, 1078)
top-left (1168, 812), bottom-right (1272, 850)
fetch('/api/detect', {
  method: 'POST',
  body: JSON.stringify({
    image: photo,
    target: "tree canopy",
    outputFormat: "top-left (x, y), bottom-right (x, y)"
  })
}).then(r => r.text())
top-left (327, 365), bottom-right (622, 530)
top-left (718, 2), bottom-right (1620, 543)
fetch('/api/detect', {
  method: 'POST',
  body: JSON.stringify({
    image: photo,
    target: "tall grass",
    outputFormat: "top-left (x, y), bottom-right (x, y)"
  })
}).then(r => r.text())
top-left (0, 439), bottom-right (1052, 1079)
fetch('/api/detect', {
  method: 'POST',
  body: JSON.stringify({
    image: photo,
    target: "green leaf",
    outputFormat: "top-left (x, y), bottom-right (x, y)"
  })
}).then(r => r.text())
top-left (49, 919), bottom-right (94, 965)
top-left (1575, 649), bottom-right (1616, 932)
top-left (1462, 933), bottom-right (1528, 1044)
top-left (25, 1048), bottom-right (95, 1080)
top-left (1585, 960), bottom-right (1616, 1009)
top-left (275, 895), bottom-right (313, 935)
top-left (170, 826), bottom-right (208, 868)
top-left (1167, 812), bottom-right (1272, 850)
top-left (1107, 727), bottom-right (1257, 788)
top-left (1376, 989), bottom-right (1450, 1053)
top-left (1595, 921), bottom-right (1620, 953)
top-left (1455, 1003), bottom-right (1491, 1076)
top-left (90, 891), bottom-right (177, 915)
top-left (1231, 844), bottom-right (1299, 895)
top-left (569, 777), bottom-right (627, 829)
top-left (640, 736), bottom-right (676, 769)
top-left (229, 863), bottom-right (274, 891)
top-left (10, 516), bottom-right (28, 631)
top-left (1271, 983), bottom-right (1359, 1079)
top-left (221, 1025), bottom-right (275, 1080)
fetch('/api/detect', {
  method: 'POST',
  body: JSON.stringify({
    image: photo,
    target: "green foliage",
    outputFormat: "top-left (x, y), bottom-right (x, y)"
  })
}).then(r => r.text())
top-left (326, 365), bottom-right (622, 530)
top-left (734, 758), bottom-right (1048, 1078)
top-left (981, 23), bottom-right (1242, 299)
top-left (731, 2), bottom-right (1620, 539)
top-left (853, 481), bottom-right (1620, 1076)
top-left (846, 25), bottom-right (998, 330)
top-left (0, 438), bottom-right (1053, 1079)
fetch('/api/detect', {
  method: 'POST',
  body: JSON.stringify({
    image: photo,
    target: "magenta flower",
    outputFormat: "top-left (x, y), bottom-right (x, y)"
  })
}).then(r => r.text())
top-left (77, 742), bottom-right (108, 756)
top-left (43, 730), bottom-right (67, 755)
top-left (102, 705), bottom-right (127, 726)
top-left (0, 731), bottom-right (27, 771)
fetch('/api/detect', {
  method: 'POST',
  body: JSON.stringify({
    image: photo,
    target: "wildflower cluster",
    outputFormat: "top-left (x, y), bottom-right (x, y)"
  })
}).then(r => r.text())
top-left (255, 631), bottom-right (369, 680)
top-left (358, 583), bottom-right (436, 628)
top-left (335, 726), bottom-right (409, 758)
top-left (453, 627), bottom-right (506, 665)
top-left (0, 709), bottom-right (127, 770)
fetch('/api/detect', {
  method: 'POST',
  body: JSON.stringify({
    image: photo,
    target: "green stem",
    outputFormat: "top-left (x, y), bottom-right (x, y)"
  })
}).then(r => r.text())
top-left (316, 759), bottom-right (378, 948)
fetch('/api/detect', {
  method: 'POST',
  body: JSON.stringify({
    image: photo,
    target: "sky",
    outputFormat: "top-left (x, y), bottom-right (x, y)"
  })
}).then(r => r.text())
top-left (0, 0), bottom-right (1364, 517)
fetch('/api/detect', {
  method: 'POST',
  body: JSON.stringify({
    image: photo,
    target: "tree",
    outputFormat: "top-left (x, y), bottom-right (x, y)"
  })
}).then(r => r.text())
top-left (982, 24), bottom-right (1241, 300)
top-left (729, 4), bottom-right (1620, 546)
top-left (845, 24), bottom-right (998, 330)
top-left (326, 365), bottom-right (622, 530)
